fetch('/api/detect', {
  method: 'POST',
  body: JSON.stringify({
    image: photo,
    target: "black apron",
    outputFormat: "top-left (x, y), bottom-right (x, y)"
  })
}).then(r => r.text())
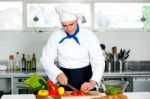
top-left (60, 65), bottom-right (92, 91)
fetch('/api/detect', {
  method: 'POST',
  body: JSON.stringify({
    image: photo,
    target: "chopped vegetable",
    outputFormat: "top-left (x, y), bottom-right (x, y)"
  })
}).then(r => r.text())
top-left (105, 86), bottom-right (123, 95)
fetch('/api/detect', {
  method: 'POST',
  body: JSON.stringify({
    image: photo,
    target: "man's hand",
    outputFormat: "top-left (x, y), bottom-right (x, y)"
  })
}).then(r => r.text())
top-left (57, 72), bottom-right (68, 85)
top-left (80, 80), bottom-right (96, 93)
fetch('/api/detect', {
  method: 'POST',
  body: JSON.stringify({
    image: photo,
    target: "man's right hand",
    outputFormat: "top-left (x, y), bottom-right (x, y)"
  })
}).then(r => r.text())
top-left (57, 72), bottom-right (68, 85)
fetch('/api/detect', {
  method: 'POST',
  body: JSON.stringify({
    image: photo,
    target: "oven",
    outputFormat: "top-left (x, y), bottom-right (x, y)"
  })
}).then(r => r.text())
top-left (12, 77), bottom-right (32, 94)
top-left (12, 76), bottom-right (48, 94)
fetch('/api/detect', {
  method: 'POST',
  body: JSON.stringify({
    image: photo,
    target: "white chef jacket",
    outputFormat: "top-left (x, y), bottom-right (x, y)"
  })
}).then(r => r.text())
top-left (40, 27), bottom-right (105, 84)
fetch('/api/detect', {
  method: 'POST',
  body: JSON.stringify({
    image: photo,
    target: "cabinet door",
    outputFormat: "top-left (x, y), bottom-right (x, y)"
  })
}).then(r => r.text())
top-left (133, 77), bottom-right (150, 92)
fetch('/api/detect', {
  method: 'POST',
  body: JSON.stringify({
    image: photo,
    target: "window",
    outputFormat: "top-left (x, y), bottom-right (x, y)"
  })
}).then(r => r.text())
top-left (27, 3), bottom-right (91, 28)
top-left (0, 2), bottom-right (22, 30)
top-left (0, 0), bottom-right (150, 31)
top-left (95, 3), bottom-right (150, 29)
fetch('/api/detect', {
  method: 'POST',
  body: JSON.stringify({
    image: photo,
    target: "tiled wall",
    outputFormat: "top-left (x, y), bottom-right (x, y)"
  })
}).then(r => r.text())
top-left (126, 61), bottom-right (150, 71)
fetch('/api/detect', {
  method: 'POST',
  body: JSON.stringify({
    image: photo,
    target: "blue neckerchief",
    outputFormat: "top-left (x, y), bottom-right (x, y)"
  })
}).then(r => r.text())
top-left (59, 24), bottom-right (80, 45)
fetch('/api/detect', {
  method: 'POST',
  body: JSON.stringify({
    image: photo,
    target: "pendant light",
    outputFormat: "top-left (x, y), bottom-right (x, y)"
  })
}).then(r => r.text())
top-left (141, 15), bottom-right (146, 22)
top-left (33, 15), bottom-right (39, 32)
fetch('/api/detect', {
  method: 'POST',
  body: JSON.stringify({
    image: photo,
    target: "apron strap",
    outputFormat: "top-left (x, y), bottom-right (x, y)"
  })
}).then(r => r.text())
top-left (60, 65), bottom-right (92, 91)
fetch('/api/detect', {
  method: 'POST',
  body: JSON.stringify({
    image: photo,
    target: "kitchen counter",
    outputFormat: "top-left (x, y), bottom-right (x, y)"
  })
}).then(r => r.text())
top-left (0, 69), bottom-right (150, 77)
top-left (104, 71), bottom-right (150, 77)
top-left (1, 92), bottom-right (150, 99)
top-left (0, 69), bottom-right (150, 94)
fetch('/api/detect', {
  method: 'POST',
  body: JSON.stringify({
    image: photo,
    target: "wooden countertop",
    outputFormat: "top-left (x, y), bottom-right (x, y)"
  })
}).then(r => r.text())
top-left (1, 92), bottom-right (150, 99)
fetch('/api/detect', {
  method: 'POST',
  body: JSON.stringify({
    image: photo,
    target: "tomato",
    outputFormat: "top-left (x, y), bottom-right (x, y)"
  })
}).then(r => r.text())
top-left (70, 91), bottom-right (79, 96)
top-left (70, 90), bottom-right (86, 96)
top-left (47, 80), bottom-right (53, 86)
top-left (79, 90), bottom-right (86, 95)
top-left (62, 92), bottom-right (69, 96)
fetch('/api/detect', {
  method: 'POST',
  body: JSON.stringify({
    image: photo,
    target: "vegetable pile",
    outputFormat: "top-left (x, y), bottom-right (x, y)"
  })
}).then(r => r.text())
top-left (97, 85), bottom-right (128, 99)
top-left (24, 73), bottom-right (86, 97)
top-left (105, 86), bottom-right (123, 95)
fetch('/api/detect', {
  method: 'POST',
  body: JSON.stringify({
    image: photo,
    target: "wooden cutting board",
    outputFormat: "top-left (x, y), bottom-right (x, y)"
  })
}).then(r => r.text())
top-left (36, 91), bottom-right (102, 99)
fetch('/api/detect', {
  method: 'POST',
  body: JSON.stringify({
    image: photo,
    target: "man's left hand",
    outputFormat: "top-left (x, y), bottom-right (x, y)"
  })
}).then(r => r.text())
top-left (80, 80), bottom-right (96, 93)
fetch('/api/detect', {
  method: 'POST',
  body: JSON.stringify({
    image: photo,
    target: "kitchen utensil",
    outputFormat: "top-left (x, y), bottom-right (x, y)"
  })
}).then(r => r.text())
top-left (100, 44), bottom-right (105, 50)
top-left (66, 83), bottom-right (79, 91)
top-left (125, 49), bottom-right (130, 60)
top-left (126, 50), bottom-right (130, 55)
top-left (112, 46), bottom-right (117, 55)
top-left (101, 80), bottom-right (129, 95)
top-left (100, 44), bottom-right (107, 58)
top-left (125, 54), bottom-right (129, 60)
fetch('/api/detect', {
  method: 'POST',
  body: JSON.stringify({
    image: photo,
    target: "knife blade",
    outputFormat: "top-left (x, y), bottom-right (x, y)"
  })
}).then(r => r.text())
top-left (66, 83), bottom-right (79, 91)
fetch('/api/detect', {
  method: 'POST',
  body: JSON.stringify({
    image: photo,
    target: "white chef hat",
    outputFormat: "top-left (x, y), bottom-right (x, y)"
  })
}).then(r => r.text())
top-left (55, 5), bottom-right (85, 22)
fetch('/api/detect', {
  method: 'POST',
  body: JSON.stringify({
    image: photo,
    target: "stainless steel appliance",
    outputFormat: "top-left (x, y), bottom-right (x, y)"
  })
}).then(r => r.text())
top-left (12, 76), bottom-right (48, 94)
top-left (12, 77), bottom-right (31, 94)
top-left (133, 77), bottom-right (150, 92)
top-left (0, 78), bottom-right (11, 94)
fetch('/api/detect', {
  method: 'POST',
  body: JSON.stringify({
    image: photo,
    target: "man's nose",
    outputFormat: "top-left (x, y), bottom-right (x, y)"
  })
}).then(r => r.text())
top-left (66, 25), bottom-right (71, 30)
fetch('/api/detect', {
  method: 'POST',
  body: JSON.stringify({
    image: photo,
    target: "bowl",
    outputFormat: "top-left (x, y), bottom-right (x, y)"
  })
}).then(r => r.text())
top-left (101, 80), bottom-right (129, 95)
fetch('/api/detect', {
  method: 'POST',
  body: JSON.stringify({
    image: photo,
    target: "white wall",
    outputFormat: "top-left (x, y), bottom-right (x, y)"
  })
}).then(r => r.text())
top-left (0, 31), bottom-right (50, 68)
top-left (95, 31), bottom-right (150, 61)
top-left (0, 30), bottom-right (149, 68)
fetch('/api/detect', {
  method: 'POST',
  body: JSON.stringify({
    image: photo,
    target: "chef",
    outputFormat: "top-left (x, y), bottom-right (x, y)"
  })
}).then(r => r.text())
top-left (40, 5), bottom-right (105, 93)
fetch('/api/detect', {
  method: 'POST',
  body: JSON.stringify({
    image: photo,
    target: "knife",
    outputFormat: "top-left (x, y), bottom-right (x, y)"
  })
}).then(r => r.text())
top-left (66, 83), bottom-right (79, 91)
top-left (66, 83), bottom-right (98, 95)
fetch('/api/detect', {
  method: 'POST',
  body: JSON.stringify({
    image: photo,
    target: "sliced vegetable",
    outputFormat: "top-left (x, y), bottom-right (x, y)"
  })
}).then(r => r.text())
top-left (70, 91), bottom-right (79, 96)
top-left (79, 90), bottom-right (86, 95)
top-left (70, 90), bottom-right (86, 96)
top-left (105, 86), bottom-right (123, 95)
top-left (62, 92), bottom-right (69, 96)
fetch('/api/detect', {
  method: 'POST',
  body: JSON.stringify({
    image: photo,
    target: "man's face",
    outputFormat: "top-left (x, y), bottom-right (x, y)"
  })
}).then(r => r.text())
top-left (61, 19), bottom-right (78, 35)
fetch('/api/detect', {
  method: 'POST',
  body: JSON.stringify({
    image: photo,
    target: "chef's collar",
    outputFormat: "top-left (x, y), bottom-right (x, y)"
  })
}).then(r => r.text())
top-left (59, 24), bottom-right (80, 45)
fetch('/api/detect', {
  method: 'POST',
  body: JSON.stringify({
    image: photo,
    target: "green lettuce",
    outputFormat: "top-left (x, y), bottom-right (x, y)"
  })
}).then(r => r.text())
top-left (24, 73), bottom-right (48, 94)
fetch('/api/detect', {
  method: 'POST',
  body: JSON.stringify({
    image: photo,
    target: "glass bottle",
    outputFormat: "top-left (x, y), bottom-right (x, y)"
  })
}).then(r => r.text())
top-left (14, 52), bottom-right (20, 71)
top-left (21, 53), bottom-right (26, 71)
top-left (31, 53), bottom-right (36, 72)
top-left (26, 55), bottom-right (31, 72)
top-left (112, 47), bottom-right (118, 72)
top-left (8, 55), bottom-right (14, 71)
